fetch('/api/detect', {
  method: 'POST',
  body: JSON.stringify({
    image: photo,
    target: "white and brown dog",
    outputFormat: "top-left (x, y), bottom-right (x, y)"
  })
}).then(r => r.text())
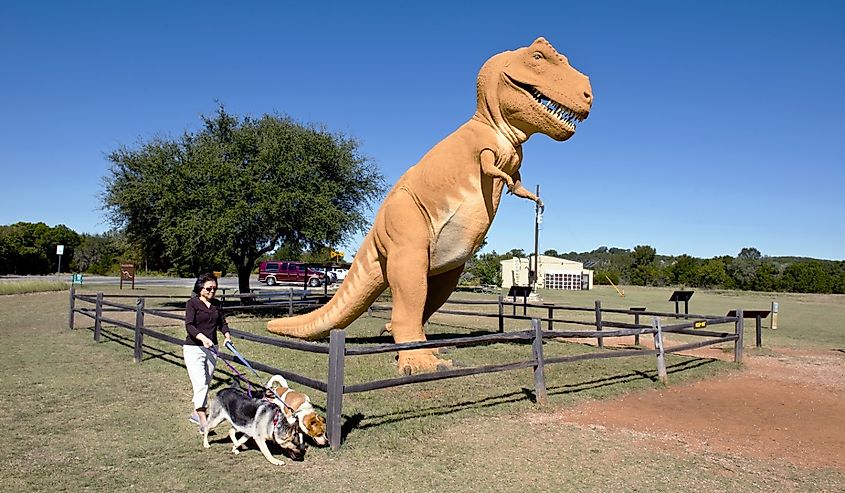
top-left (265, 375), bottom-right (328, 446)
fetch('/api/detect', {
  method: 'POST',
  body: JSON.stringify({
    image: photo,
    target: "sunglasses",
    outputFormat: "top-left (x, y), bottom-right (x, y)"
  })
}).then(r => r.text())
top-left (203, 286), bottom-right (217, 292)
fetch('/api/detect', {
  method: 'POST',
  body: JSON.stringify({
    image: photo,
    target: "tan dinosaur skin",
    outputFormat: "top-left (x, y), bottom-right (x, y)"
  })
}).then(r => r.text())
top-left (268, 37), bottom-right (592, 374)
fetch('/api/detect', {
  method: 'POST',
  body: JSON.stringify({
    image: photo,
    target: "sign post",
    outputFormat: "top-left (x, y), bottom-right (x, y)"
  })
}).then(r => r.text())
top-left (120, 264), bottom-right (136, 290)
top-left (771, 301), bottom-right (779, 330)
top-left (56, 245), bottom-right (64, 275)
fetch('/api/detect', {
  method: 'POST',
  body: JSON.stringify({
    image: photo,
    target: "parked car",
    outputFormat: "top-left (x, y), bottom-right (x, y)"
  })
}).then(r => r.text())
top-left (257, 261), bottom-right (331, 287)
top-left (328, 266), bottom-right (349, 281)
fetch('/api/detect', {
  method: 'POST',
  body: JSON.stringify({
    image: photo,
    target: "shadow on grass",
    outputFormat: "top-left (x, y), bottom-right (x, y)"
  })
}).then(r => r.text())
top-left (86, 326), bottom-right (720, 446)
top-left (339, 357), bottom-right (718, 442)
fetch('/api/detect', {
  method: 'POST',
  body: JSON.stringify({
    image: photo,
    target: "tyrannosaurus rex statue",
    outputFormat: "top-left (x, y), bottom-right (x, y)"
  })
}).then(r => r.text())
top-left (268, 37), bottom-right (593, 374)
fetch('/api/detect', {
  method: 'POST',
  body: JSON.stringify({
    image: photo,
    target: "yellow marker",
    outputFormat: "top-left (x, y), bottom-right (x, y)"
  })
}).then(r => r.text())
top-left (605, 274), bottom-right (625, 298)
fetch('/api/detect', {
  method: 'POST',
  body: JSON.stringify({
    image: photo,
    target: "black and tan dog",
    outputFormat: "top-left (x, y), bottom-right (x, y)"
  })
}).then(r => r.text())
top-left (265, 375), bottom-right (328, 446)
top-left (203, 387), bottom-right (305, 465)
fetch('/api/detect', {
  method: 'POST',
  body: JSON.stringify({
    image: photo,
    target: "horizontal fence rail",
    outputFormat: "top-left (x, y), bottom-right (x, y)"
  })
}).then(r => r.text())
top-left (68, 286), bottom-right (750, 450)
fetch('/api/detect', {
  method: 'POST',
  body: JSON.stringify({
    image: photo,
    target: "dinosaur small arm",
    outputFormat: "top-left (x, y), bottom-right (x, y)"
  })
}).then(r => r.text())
top-left (268, 37), bottom-right (592, 374)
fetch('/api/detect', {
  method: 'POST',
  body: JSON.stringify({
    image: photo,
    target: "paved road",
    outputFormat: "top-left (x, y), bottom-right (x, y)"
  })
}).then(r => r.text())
top-left (1, 274), bottom-right (339, 296)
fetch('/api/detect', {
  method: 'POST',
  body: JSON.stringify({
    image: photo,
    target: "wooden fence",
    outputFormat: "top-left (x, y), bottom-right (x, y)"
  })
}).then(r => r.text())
top-left (68, 287), bottom-right (746, 450)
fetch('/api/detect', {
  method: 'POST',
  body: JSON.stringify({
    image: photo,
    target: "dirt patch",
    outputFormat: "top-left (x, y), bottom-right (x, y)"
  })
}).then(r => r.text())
top-left (550, 346), bottom-right (845, 471)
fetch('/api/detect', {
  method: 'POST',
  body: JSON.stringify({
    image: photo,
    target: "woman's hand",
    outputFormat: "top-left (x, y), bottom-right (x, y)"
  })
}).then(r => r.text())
top-left (198, 334), bottom-right (214, 349)
top-left (223, 333), bottom-right (232, 346)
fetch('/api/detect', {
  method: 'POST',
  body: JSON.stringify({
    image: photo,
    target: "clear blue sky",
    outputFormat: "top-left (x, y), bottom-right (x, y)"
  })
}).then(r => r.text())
top-left (2, 1), bottom-right (843, 261)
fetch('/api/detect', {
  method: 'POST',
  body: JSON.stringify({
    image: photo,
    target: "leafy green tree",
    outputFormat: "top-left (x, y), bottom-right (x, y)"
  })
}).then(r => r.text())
top-left (595, 269), bottom-right (620, 285)
top-left (667, 254), bottom-right (699, 286)
top-left (467, 251), bottom-right (504, 286)
top-left (505, 248), bottom-right (526, 258)
top-left (0, 222), bottom-right (80, 274)
top-left (728, 247), bottom-right (763, 290)
top-left (74, 231), bottom-right (126, 275)
top-left (627, 244), bottom-right (658, 286)
top-left (737, 247), bottom-right (762, 261)
top-left (103, 106), bottom-right (386, 293)
top-left (751, 262), bottom-right (778, 292)
top-left (695, 258), bottom-right (731, 288)
top-left (779, 261), bottom-right (832, 293)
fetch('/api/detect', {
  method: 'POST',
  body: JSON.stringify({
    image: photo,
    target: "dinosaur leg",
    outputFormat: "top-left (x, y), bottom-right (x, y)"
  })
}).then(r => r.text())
top-left (419, 266), bottom-right (464, 365)
top-left (423, 266), bottom-right (464, 324)
top-left (381, 193), bottom-right (445, 375)
top-left (387, 249), bottom-right (445, 374)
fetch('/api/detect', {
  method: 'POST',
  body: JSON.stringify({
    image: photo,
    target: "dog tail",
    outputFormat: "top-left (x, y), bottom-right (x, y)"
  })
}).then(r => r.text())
top-left (267, 231), bottom-right (387, 339)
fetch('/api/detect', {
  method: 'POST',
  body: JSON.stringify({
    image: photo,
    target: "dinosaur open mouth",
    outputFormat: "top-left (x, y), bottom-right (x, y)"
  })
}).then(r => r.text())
top-left (510, 79), bottom-right (585, 132)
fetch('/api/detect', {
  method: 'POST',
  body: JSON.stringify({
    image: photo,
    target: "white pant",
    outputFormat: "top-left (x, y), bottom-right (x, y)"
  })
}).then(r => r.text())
top-left (183, 345), bottom-right (218, 411)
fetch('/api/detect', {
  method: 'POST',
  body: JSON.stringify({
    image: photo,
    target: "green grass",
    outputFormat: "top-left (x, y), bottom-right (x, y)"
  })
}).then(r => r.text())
top-left (0, 279), bottom-right (69, 295)
top-left (1, 285), bottom-right (843, 492)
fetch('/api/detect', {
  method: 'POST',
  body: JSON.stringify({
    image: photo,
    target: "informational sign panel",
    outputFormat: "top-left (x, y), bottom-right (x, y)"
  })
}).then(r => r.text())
top-left (56, 245), bottom-right (65, 255)
top-left (120, 264), bottom-right (136, 289)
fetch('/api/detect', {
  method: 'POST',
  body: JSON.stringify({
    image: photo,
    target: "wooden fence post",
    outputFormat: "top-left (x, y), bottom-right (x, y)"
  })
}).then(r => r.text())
top-left (734, 308), bottom-right (744, 363)
top-left (134, 297), bottom-right (145, 363)
top-left (288, 287), bottom-right (294, 315)
top-left (94, 292), bottom-right (103, 342)
top-left (594, 300), bottom-right (603, 348)
top-left (327, 329), bottom-right (346, 450)
top-left (497, 294), bottom-right (504, 333)
top-left (633, 312), bottom-right (641, 346)
top-left (531, 318), bottom-right (548, 406)
top-left (652, 317), bottom-right (668, 385)
top-left (547, 304), bottom-right (554, 331)
top-left (68, 286), bottom-right (76, 329)
top-left (755, 314), bottom-right (763, 348)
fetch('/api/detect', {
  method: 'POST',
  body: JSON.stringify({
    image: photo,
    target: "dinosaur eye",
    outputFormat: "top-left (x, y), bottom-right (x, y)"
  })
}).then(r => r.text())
top-left (532, 52), bottom-right (544, 60)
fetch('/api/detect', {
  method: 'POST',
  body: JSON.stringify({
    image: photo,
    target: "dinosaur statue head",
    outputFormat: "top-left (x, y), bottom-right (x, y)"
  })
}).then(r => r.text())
top-left (476, 37), bottom-right (592, 143)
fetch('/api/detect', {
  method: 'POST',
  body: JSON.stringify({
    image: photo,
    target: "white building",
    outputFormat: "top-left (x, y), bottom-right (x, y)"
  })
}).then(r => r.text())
top-left (500, 255), bottom-right (593, 291)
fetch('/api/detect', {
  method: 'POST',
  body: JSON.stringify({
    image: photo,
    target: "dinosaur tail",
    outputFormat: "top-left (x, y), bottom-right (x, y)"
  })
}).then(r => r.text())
top-left (266, 232), bottom-right (387, 340)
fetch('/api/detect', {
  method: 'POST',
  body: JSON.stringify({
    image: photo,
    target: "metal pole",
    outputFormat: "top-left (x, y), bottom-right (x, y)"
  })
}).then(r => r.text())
top-left (532, 184), bottom-right (540, 292)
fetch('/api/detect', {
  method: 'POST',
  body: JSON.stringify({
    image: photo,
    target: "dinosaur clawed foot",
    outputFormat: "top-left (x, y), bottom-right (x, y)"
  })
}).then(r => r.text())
top-left (397, 349), bottom-right (452, 375)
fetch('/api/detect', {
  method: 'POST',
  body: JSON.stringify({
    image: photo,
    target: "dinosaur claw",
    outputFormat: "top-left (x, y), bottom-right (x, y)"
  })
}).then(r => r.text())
top-left (397, 349), bottom-right (451, 375)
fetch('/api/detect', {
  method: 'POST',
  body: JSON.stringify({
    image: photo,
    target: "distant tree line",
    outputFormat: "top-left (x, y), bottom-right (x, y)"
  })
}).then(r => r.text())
top-left (0, 222), bottom-right (352, 277)
top-left (3, 222), bottom-right (844, 295)
top-left (0, 222), bottom-right (136, 276)
top-left (463, 245), bottom-right (845, 295)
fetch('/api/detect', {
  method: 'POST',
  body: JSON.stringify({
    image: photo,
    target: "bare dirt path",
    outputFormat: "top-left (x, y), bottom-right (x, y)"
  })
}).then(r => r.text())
top-left (553, 345), bottom-right (845, 471)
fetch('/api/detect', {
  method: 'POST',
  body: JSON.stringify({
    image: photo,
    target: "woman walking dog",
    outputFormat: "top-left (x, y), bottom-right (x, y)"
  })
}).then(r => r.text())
top-left (184, 272), bottom-right (232, 432)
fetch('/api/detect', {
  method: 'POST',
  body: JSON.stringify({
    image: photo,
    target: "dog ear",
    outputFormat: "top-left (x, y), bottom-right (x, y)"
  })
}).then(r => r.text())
top-left (303, 414), bottom-right (326, 435)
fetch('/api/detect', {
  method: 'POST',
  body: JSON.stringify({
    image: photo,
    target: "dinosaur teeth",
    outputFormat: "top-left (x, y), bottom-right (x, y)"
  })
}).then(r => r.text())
top-left (529, 86), bottom-right (583, 129)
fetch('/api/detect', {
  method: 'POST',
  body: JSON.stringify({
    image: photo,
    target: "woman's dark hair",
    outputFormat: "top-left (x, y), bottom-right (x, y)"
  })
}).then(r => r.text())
top-left (193, 272), bottom-right (218, 295)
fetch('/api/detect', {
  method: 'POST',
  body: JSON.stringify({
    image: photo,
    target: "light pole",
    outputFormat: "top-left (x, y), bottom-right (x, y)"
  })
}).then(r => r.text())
top-left (531, 185), bottom-right (541, 292)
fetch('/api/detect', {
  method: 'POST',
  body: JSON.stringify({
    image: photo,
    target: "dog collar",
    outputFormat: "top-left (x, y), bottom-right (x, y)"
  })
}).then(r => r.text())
top-left (272, 408), bottom-right (282, 428)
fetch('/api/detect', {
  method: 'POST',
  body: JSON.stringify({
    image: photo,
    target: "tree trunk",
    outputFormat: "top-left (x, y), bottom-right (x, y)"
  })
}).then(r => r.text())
top-left (236, 261), bottom-right (253, 295)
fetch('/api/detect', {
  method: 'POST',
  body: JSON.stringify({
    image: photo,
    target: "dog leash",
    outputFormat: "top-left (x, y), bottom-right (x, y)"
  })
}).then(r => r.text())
top-left (210, 344), bottom-right (256, 398)
top-left (225, 340), bottom-right (261, 377)
top-left (222, 341), bottom-right (295, 412)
